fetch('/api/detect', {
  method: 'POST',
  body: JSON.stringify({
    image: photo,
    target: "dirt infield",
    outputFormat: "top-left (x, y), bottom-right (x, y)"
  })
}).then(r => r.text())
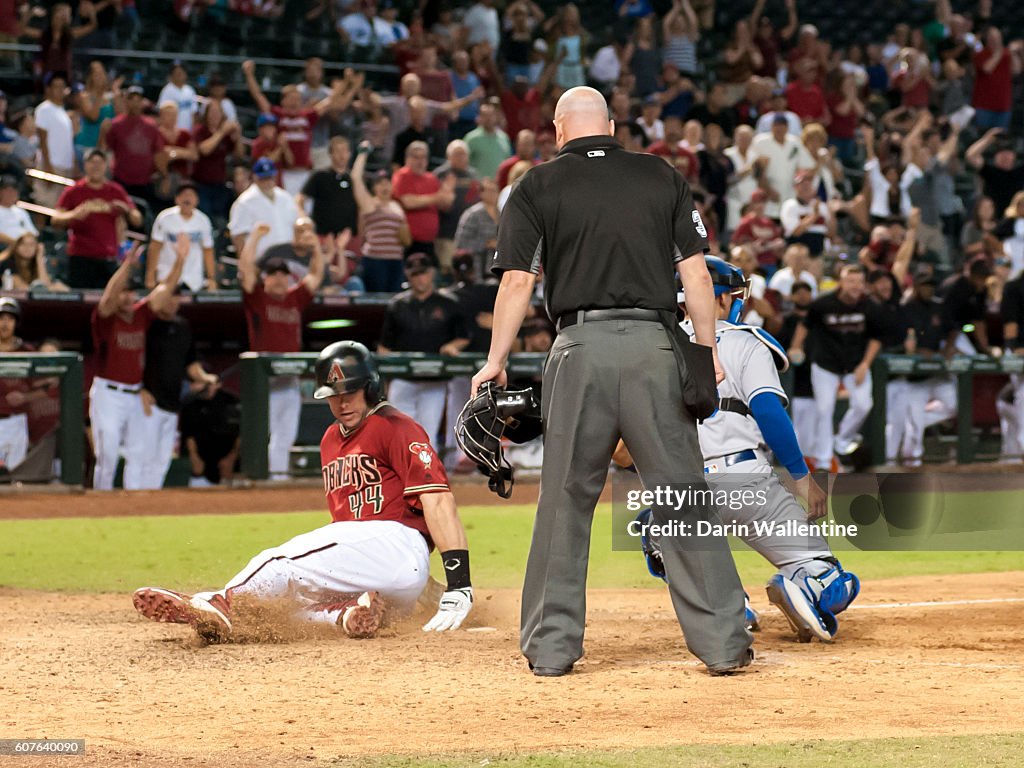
top-left (3, 572), bottom-right (1023, 767)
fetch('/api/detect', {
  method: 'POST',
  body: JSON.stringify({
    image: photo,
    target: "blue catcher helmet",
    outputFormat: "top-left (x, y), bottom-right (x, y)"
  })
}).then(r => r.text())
top-left (677, 255), bottom-right (750, 324)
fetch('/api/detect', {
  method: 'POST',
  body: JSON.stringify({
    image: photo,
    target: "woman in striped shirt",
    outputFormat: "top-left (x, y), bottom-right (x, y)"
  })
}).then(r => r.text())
top-left (352, 141), bottom-right (412, 293)
top-left (662, 0), bottom-right (700, 77)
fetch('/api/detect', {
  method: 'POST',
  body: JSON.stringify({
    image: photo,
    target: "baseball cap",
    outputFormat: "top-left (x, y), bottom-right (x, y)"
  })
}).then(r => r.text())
top-left (71, 81), bottom-right (86, 94)
top-left (0, 175), bottom-right (18, 189)
top-left (125, 84), bottom-right (145, 97)
top-left (84, 148), bottom-right (107, 162)
top-left (0, 296), bottom-right (20, 319)
top-left (175, 180), bottom-right (199, 196)
top-left (772, 111), bottom-right (789, 123)
top-left (404, 252), bottom-right (433, 275)
top-left (252, 157), bottom-right (277, 179)
top-left (257, 112), bottom-right (278, 128)
top-left (791, 281), bottom-right (814, 293)
top-left (43, 71), bottom-right (68, 87)
top-left (643, 93), bottom-right (661, 107)
top-left (913, 266), bottom-right (937, 285)
top-left (750, 188), bottom-right (768, 203)
top-left (262, 256), bottom-right (290, 275)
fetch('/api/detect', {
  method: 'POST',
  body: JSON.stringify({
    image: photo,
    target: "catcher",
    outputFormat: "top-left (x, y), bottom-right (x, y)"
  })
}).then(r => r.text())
top-left (133, 341), bottom-right (474, 640)
top-left (616, 256), bottom-right (860, 643)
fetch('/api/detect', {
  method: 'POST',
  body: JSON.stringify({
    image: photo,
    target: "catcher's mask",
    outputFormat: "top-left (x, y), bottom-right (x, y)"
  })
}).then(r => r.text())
top-left (312, 341), bottom-right (383, 404)
top-left (455, 382), bottom-right (541, 498)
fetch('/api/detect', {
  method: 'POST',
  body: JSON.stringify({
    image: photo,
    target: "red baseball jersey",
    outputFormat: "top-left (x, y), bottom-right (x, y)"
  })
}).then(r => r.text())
top-left (243, 282), bottom-right (313, 352)
top-left (57, 180), bottom-right (136, 259)
top-left (320, 403), bottom-right (450, 538)
top-left (0, 340), bottom-right (33, 417)
top-left (271, 107), bottom-right (318, 170)
top-left (91, 299), bottom-right (155, 384)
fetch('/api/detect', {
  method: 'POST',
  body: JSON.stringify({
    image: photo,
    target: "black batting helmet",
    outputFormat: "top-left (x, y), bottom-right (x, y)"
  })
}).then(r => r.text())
top-left (312, 341), bottom-right (382, 403)
top-left (0, 296), bottom-right (20, 320)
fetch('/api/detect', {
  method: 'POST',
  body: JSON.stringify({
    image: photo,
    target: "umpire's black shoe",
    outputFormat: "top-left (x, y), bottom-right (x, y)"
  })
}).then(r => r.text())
top-left (529, 662), bottom-right (574, 677)
top-left (706, 648), bottom-right (754, 677)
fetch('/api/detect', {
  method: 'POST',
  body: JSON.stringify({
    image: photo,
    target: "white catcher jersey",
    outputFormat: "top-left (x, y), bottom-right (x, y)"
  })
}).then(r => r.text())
top-left (682, 319), bottom-right (789, 460)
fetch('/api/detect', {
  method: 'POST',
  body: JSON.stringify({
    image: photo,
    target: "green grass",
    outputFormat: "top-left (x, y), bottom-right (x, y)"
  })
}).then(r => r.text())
top-left (0, 504), bottom-right (1020, 593)
top-left (329, 733), bottom-right (1023, 768)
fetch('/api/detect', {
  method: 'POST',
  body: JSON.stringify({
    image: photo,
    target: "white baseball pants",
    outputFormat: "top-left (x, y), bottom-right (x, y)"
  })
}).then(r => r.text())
top-left (388, 379), bottom-right (448, 445)
top-left (902, 378), bottom-right (957, 461)
top-left (221, 519), bottom-right (430, 621)
top-left (444, 377), bottom-right (472, 465)
top-left (268, 376), bottom-right (302, 480)
top-left (790, 397), bottom-right (816, 459)
top-left (885, 379), bottom-right (909, 462)
top-left (90, 377), bottom-right (148, 490)
top-left (136, 404), bottom-right (179, 489)
top-left (0, 413), bottom-right (29, 471)
top-left (810, 363), bottom-right (873, 466)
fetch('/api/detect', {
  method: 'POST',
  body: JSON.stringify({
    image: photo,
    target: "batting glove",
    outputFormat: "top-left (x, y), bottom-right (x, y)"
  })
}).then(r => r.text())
top-left (422, 587), bottom-right (473, 632)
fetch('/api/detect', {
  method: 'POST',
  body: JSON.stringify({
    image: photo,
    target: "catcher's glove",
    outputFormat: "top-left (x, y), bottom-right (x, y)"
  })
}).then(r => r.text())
top-left (455, 382), bottom-right (540, 498)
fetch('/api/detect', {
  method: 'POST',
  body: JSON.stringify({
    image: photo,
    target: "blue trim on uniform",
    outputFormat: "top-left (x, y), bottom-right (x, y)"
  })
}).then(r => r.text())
top-left (750, 391), bottom-right (808, 478)
top-left (746, 384), bottom-right (788, 406)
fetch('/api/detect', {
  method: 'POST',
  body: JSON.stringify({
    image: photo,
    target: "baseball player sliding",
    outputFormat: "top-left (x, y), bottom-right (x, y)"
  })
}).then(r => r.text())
top-left (616, 257), bottom-right (860, 643)
top-left (133, 341), bottom-right (474, 640)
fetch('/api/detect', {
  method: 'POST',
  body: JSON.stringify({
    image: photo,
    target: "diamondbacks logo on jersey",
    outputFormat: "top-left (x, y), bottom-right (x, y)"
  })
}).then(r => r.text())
top-left (692, 210), bottom-right (708, 238)
top-left (409, 442), bottom-right (433, 470)
top-left (327, 360), bottom-right (345, 385)
top-left (322, 453), bottom-right (382, 495)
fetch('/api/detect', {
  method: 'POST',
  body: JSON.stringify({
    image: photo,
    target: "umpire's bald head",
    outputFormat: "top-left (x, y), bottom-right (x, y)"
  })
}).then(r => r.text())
top-left (553, 87), bottom-right (614, 148)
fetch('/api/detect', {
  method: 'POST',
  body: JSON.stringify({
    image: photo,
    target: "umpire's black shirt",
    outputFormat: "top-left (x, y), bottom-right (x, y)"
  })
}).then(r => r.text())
top-left (492, 135), bottom-right (708, 319)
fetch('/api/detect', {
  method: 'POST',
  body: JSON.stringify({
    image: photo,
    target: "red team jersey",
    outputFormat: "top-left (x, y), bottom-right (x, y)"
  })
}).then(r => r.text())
top-left (320, 403), bottom-right (450, 539)
top-left (91, 299), bottom-right (155, 384)
top-left (243, 282), bottom-right (314, 352)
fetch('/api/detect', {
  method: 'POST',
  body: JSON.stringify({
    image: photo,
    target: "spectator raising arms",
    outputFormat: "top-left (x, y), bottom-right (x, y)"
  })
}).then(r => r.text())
top-left (237, 221), bottom-right (324, 480)
top-left (242, 61), bottom-right (362, 196)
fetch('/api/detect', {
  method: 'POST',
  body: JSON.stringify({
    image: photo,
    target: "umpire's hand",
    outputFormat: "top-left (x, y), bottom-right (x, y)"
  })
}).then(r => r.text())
top-left (471, 361), bottom-right (507, 397)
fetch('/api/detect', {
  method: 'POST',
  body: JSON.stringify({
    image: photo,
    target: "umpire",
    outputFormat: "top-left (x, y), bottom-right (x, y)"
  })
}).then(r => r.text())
top-left (471, 87), bottom-right (752, 677)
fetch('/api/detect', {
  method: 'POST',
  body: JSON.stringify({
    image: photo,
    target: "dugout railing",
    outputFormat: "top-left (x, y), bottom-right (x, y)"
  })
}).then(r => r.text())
top-left (238, 352), bottom-right (1020, 480)
top-left (863, 353), bottom-right (1024, 466)
top-left (239, 352), bottom-right (548, 480)
top-left (0, 353), bottom-right (84, 485)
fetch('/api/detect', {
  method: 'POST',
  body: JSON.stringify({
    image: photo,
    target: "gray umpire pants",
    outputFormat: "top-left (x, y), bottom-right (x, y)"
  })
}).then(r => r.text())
top-left (520, 318), bottom-right (752, 671)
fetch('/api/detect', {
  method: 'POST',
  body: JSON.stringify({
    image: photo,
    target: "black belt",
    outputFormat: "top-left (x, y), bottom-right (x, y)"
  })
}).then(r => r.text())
top-left (717, 397), bottom-right (750, 417)
top-left (555, 308), bottom-right (661, 332)
top-left (106, 383), bottom-right (141, 394)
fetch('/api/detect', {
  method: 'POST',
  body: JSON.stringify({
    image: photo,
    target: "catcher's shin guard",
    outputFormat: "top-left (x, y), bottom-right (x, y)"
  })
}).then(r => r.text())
top-left (766, 560), bottom-right (860, 642)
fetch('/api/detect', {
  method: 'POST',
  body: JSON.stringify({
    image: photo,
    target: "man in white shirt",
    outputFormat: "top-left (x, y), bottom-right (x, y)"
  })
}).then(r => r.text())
top-left (723, 125), bottom-right (758, 231)
top-left (146, 182), bottom-right (216, 292)
top-left (768, 243), bottom-right (819, 304)
top-left (0, 176), bottom-right (38, 245)
top-left (636, 95), bottom-right (665, 144)
top-left (779, 170), bottom-right (835, 258)
top-left (228, 158), bottom-right (299, 259)
top-left (157, 62), bottom-right (199, 132)
top-left (34, 73), bottom-right (77, 208)
top-left (463, 0), bottom-right (500, 51)
top-left (751, 116), bottom-right (815, 219)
